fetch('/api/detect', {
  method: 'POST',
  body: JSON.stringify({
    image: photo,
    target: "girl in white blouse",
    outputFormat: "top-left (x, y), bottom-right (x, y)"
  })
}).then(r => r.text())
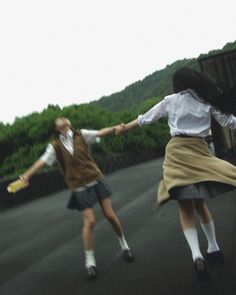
top-left (115, 67), bottom-right (236, 283)
top-left (18, 117), bottom-right (134, 280)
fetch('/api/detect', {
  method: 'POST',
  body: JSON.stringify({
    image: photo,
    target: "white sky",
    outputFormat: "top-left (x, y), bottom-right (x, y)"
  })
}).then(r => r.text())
top-left (0, 0), bottom-right (235, 124)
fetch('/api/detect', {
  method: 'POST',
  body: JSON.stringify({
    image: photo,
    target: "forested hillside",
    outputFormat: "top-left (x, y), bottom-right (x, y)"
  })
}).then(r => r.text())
top-left (91, 40), bottom-right (236, 111)
top-left (0, 98), bottom-right (169, 179)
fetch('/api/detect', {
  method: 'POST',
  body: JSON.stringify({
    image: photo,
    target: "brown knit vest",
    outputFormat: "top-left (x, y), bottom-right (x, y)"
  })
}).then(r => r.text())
top-left (52, 130), bottom-right (103, 190)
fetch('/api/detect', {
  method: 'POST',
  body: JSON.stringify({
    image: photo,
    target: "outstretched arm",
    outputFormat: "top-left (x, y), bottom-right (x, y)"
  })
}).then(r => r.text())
top-left (115, 99), bottom-right (167, 135)
top-left (7, 159), bottom-right (45, 193)
top-left (115, 119), bottom-right (139, 135)
top-left (96, 124), bottom-right (125, 137)
top-left (7, 144), bottom-right (56, 193)
top-left (20, 159), bottom-right (45, 184)
top-left (20, 143), bottom-right (56, 184)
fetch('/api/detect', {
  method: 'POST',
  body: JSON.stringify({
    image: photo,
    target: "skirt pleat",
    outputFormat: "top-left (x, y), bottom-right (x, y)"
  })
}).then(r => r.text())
top-left (67, 178), bottom-right (112, 211)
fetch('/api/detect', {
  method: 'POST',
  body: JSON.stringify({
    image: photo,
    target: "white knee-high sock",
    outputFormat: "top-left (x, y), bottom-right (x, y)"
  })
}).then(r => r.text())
top-left (201, 220), bottom-right (220, 253)
top-left (85, 250), bottom-right (96, 268)
top-left (183, 228), bottom-right (203, 261)
top-left (117, 234), bottom-right (130, 251)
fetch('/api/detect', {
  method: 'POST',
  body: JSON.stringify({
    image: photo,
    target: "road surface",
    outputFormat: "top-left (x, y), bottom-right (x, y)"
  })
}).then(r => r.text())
top-left (0, 158), bottom-right (236, 295)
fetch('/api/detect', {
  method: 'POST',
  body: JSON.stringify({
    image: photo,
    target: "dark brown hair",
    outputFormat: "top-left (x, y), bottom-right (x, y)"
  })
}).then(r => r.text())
top-left (172, 67), bottom-right (232, 114)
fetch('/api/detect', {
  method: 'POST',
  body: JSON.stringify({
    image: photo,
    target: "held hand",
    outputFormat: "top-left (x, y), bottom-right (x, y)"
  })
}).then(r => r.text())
top-left (7, 176), bottom-right (29, 193)
top-left (114, 123), bottom-right (126, 135)
top-left (20, 175), bottom-right (29, 186)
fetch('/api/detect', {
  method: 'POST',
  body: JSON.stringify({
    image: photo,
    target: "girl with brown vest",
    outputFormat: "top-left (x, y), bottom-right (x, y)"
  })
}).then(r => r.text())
top-left (19, 117), bottom-right (134, 280)
top-left (115, 67), bottom-right (236, 283)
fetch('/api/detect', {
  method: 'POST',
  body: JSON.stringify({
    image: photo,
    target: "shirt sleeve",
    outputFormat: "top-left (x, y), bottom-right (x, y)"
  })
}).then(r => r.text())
top-left (138, 99), bottom-right (167, 127)
top-left (210, 107), bottom-right (236, 129)
top-left (39, 143), bottom-right (57, 166)
top-left (81, 129), bottom-right (101, 145)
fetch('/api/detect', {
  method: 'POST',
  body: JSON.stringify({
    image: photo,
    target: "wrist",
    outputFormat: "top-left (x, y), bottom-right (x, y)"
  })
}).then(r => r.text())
top-left (20, 175), bottom-right (29, 185)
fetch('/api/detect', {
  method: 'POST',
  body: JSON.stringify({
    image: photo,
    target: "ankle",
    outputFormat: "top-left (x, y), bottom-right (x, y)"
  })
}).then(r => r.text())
top-left (85, 250), bottom-right (96, 268)
top-left (117, 234), bottom-right (130, 251)
top-left (207, 245), bottom-right (220, 253)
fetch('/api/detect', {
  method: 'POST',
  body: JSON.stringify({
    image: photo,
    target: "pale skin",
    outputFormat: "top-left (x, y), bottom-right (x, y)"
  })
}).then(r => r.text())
top-left (20, 117), bottom-right (125, 251)
top-left (114, 119), bottom-right (213, 231)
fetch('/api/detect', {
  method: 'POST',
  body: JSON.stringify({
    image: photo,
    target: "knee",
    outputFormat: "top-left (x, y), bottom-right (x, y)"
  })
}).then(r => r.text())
top-left (194, 200), bottom-right (205, 212)
top-left (105, 213), bottom-right (116, 224)
top-left (84, 218), bottom-right (96, 230)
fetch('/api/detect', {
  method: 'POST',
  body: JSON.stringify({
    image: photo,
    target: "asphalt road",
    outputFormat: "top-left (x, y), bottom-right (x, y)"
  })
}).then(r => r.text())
top-left (0, 158), bottom-right (236, 295)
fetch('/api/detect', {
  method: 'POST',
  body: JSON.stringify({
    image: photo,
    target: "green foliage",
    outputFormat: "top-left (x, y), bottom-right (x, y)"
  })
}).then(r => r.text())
top-left (0, 97), bottom-right (168, 179)
top-left (0, 40), bottom-right (235, 179)
top-left (91, 58), bottom-right (198, 111)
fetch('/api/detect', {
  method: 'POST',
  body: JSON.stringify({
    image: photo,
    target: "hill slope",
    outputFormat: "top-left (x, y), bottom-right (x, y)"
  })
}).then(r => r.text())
top-left (91, 40), bottom-right (236, 111)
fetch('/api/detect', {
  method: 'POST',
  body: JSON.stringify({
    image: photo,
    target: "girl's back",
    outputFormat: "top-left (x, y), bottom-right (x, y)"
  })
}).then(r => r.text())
top-left (164, 90), bottom-right (212, 137)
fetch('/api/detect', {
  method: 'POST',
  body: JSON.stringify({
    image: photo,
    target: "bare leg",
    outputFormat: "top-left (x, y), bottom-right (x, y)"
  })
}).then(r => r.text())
top-left (82, 208), bottom-right (97, 270)
top-left (99, 197), bottom-right (133, 258)
top-left (193, 199), bottom-right (213, 224)
top-left (99, 197), bottom-right (123, 237)
top-left (178, 199), bottom-right (195, 229)
top-left (82, 208), bottom-right (96, 250)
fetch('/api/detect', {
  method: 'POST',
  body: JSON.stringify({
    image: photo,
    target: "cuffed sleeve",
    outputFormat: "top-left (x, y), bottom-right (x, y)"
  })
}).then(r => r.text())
top-left (211, 107), bottom-right (236, 129)
top-left (81, 129), bottom-right (101, 145)
top-left (137, 115), bottom-right (144, 126)
top-left (137, 99), bottom-right (167, 127)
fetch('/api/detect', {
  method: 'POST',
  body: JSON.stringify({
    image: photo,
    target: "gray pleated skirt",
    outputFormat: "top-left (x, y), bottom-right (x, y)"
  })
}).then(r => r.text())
top-left (67, 178), bottom-right (112, 211)
top-left (170, 181), bottom-right (235, 200)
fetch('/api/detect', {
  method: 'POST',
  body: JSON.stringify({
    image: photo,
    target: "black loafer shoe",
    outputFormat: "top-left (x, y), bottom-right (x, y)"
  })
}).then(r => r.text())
top-left (206, 250), bottom-right (224, 265)
top-left (194, 258), bottom-right (210, 282)
top-left (86, 266), bottom-right (97, 281)
top-left (123, 249), bottom-right (135, 262)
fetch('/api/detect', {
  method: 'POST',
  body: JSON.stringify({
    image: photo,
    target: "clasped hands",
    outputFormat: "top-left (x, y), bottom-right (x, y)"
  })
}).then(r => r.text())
top-left (114, 123), bottom-right (126, 135)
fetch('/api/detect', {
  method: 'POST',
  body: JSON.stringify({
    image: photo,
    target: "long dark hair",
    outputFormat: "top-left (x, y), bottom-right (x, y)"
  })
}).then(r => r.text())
top-left (172, 67), bottom-right (232, 114)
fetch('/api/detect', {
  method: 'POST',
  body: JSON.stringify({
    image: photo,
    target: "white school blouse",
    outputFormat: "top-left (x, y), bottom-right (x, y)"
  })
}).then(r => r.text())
top-left (138, 90), bottom-right (236, 137)
top-left (40, 129), bottom-right (100, 166)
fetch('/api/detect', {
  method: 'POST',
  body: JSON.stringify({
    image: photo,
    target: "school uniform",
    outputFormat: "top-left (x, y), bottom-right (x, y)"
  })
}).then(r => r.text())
top-left (138, 89), bottom-right (236, 205)
top-left (40, 129), bottom-right (112, 211)
top-left (40, 128), bottom-right (134, 277)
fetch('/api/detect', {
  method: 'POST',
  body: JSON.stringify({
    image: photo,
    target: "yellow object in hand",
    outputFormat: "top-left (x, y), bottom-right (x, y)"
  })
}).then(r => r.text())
top-left (7, 179), bottom-right (29, 193)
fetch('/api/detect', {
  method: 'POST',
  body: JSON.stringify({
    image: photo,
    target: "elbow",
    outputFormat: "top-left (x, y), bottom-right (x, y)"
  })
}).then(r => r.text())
top-left (228, 123), bottom-right (236, 130)
top-left (227, 117), bottom-right (236, 129)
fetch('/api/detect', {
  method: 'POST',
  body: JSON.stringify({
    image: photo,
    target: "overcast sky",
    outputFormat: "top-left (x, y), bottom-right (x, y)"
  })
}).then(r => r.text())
top-left (0, 0), bottom-right (235, 124)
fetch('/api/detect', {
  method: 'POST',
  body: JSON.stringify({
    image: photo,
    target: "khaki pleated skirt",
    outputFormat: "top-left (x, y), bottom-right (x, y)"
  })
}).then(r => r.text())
top-left (157, 137), bottom-right (236, 205)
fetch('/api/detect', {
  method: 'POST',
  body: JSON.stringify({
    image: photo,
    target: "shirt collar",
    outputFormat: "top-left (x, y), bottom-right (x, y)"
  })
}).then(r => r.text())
top-left (59, 129), bottom-right (73, 141)
top-left (180, 89), bottom-right (205, 103)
